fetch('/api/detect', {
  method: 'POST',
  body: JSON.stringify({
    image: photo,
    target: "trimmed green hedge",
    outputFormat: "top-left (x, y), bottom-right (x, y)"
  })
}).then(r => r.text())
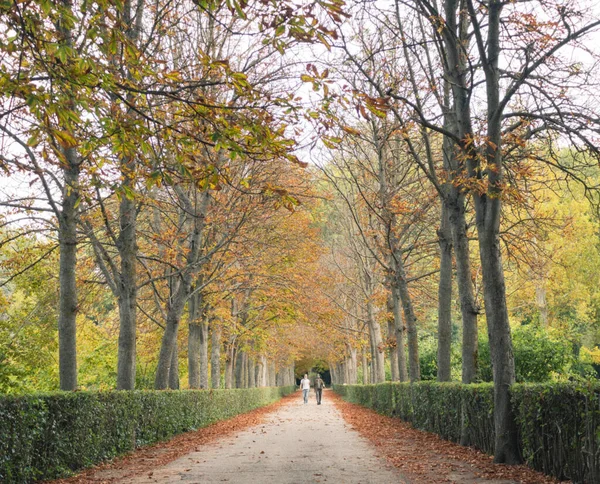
top-left (334, 382), bottom-right (599, 483)
top-left (0, 386), bottom-right (295, 482)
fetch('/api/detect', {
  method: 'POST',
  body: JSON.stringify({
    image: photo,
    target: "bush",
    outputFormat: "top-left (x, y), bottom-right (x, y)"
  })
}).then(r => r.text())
top-left (513, 383), bottom-right (600, 482)
top-left (477, 326), bottom-right (574, 383)
top-left (334, 382), bottom-right (599, 483)
top-left (0, 386), bottom-right (295, 482)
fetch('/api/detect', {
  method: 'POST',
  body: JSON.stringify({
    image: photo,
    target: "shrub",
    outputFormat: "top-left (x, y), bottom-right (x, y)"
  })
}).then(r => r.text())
top-left (513, 383), bottom-right (600, 483)
top-left (0, 386), bottom-right (295, 482)
top-left (477, 326), bottom-right (574, 383)
top-left (334, 382), bottom-right (599, 483)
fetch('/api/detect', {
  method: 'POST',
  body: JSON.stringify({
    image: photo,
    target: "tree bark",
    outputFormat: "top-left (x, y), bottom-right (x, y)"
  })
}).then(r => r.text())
top-left (394, 257), bottom-right (420, 381)
top-left (199, 317), bottom-right (209, 389)
top-left (386, 296), bottom-right (400, 382)
top-left (188, 291), bottom-right (202, 389)
top-left (168, 340), bottom-right (179, 389)
top-left (210, 322), bottom-right (221, 388)
top-left (391, 285), bottom-right (409, 381)
top-left (361, 351), bottom-right (368, 384)
top-left (366, 291), bottom-right (386, 382)
top-left (447, 191), bottom-right (479, 383)
top-left (478, 226), bottom-right (519, 463)
top-left (269, 362), bottom-right (276, 386)
top-left (115, 0), bottom-right (145, 391)
top-left (248, 355), bottom-right (256, 388)
top-left (225, 343), bottom-right (235, 389)
top-left (116, 184), bottom-right (137, 390)
top-left (235, 349), bottom-right (245, 388)
top-left (437, 203), bottom-right (453, 382)
top-left (58, 150), bottom-right (80, 391)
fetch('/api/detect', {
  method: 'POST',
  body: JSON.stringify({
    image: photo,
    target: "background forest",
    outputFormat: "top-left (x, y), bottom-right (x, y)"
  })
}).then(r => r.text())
top-left (1, 0), bottom-right (600, 400)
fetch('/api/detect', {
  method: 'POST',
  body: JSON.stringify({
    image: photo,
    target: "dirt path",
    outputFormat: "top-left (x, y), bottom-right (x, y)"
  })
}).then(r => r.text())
top-left (113, 389), bottom-right (406, 484)
top-left (54, 389), bottom-right (562, 484)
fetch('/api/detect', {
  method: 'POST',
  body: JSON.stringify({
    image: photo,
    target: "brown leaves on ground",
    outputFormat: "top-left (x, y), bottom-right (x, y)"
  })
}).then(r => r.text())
top-left (330, 392), bottom-right (566, 484)
top-left (48, 394), bottom-right (297, 484)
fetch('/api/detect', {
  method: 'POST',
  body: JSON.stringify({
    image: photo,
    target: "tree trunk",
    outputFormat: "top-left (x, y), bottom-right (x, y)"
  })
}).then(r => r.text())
top-left (478, 226), bottom-right (519, 463)
top-left (394, 258), bottom-right (420, 381)
top-left (199, 317), bottom-right (209, 389)
top-left (269, 362), bottom-right (276, 386)
top-left (168, 340), bottom-right (179, 389)
top-left (447, 192), bottom-right (479, 383)
top-left (58, 153), bottom-right (80, 391)
top-left (386, 296), bottom-right (400, 382)
top-left (235, 349), bottom-right (245, 388)
top-left (115, 0), bottom-right (146, 391)
top-left (367, 299), bottom-right (386, 382)
top-left (391, 285), bottom-right (409, 381)
top-left (188, 291), bottom-right (201, 389)
top-left (116, 186), bottom-right (137, 390)
top-left (361, 351), bottom-right (369, 384)
top-left (248, 355), bottom-right (256, 388)
top-left (210, 323), bottom-right (221, 388)
top-left (225, 343), bottom-right (234, 389)
top-left (154, 279), bottom-right (188, 389)
top-left (437, 203), bottom-right (453, 382)
top-left (188, 320), bottom-right (201, 388)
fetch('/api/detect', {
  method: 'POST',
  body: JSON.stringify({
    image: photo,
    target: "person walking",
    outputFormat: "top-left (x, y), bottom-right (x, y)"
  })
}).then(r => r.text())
top-left (300, 374), bottom-right (310, 404)
top-left (314, 374), bottom-right (325, 405)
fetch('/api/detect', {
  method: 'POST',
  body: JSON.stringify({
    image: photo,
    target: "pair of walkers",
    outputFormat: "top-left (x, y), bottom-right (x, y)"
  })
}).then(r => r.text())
top-left (299, 374), bottom-right (325, 404)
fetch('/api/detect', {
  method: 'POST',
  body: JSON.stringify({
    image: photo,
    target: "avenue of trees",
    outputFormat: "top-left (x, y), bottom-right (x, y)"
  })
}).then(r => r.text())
top-left (2, 0), bottom-right (600, 465)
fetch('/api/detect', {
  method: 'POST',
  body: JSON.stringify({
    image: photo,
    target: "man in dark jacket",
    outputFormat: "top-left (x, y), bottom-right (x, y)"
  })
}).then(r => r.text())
top-left (314, 374), bottom-right (325, 405)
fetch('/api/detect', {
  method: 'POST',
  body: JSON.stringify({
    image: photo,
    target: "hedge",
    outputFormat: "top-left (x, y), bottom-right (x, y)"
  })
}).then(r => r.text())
top-left (0, 386), bottom-right (295, 482)
top-left (334, 382), bottom-right (600, 483)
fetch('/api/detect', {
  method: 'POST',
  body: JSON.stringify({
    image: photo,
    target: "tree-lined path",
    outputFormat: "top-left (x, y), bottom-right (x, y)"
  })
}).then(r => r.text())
top-left (52, 391), bottom-right (556, 484)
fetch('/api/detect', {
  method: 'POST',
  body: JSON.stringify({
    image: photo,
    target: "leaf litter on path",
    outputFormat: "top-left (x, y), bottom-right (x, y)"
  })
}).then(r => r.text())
top-left (47, 394), bottom-right (298, 484)
top-left (330, 391), bottom-right (566, 484)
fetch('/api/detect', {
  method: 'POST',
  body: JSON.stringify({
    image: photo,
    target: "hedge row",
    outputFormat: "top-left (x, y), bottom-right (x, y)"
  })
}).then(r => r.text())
top-left (334, 382), bottom-right (600, 483)
top-left (0, 386), bottom-right (295, 482)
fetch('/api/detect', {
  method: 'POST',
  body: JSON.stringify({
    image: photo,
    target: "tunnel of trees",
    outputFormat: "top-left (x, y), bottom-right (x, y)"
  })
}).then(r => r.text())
top-left (2, 0), bottom-right (600, 467)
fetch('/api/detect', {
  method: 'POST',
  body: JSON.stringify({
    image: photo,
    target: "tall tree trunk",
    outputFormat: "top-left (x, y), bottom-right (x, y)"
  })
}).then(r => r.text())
top-left (361, 351), bottom-right (369, 384)
top-left (391, 285), bottom-right (409, 381)
top-left (346, 344), bottom-right (358, 384)
top-left (115, 0), bottom-right (145, 391)
top-left (210, 323), bottom-right (221, 388)
top-left (386, 296), bottom-right (400, 381)
top-left (367, 299), bottom-right (386, 382)
top-left (478, 224), bottom-right (519, 462)
top-left (269, 362), bottom-right (276, 386)
top-left (225, 343), bottom-right (235, 389)
top-left (447, 192), bottom-right (479, 383)
top-left (168, 340), bottom-right (179, 389)
top-left (188, 292), bottom-right (202, 389)
top-left (235, 349), bottom-right (245, 388)
top-left (57, 156), bottom-right (80, 392)
top-left (54, 0), bottom-right (80, 391)
top-left (437, 204), bottom-right (453, 382)
top-left (199, 317), bottom-right (209, 389)
top-left (248, 355), bottom-right (256, 388)
top-left (116, 184), bottom-right (137, 390)
top-left (394, 257), bottom-right (420, 381)
top-left (58, 152), bottom-right (80, 391)
top-left (476, 0), bottom-right (519, 461)
top-left (440, 0), bottom-right (479, 386)
top-left (154, 288), bottom-right (187, 389)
